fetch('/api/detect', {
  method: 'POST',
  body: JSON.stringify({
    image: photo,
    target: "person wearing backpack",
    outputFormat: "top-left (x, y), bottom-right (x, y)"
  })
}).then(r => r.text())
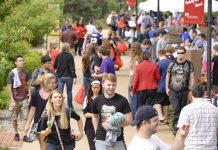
top-left (165, 47), bottom-right (194, 133)
top-left (110, 11), bottom-right (118, 32)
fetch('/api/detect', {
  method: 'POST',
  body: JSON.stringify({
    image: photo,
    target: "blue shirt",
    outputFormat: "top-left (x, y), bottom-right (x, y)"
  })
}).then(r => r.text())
top-left (178, 32), bottom-right (191, 42)
top-left (149, 29), bottom-right (156, 39)
top-left (157, 59), bottom-right (171, 93)
top-left (100, 58), bottom-right (115, 75)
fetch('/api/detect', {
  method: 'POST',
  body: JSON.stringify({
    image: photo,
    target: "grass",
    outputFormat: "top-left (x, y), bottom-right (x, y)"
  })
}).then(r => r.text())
top-left (166, 105), bottom-right (174, 134)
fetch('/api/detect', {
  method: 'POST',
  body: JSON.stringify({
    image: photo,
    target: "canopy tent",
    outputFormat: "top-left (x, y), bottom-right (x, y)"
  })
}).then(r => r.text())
top-left (139, 0), bottom-right (218, 12)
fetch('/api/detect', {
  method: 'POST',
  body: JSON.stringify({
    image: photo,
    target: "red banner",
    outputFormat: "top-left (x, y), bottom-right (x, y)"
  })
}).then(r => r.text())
top-left (184, 0), bottom-right (204, 25)
top-left (126, 0), bottom-right (135, 7)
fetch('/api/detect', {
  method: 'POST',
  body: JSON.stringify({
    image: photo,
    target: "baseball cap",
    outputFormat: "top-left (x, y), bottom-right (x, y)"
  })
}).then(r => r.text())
top-left (132, 105), bottom-right (158, 126)
top-left (41, 55), bottom-right (51, 64)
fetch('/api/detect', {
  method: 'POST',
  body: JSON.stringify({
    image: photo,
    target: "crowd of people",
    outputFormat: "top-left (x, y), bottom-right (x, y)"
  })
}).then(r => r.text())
top-left (6, 9), bottom-right (218, 150)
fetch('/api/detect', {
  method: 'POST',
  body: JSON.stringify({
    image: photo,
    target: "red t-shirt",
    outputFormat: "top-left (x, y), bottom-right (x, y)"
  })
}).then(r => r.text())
top-left (73, 25), bottom-right (87, 39)
top-left (49, 49), bottom-right (60, 71)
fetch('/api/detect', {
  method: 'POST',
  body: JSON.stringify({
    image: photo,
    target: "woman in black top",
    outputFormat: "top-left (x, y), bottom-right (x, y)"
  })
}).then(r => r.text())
top-left (40, 89), bottom-right (83, 150)
top-left (82, 44), bottom-right (101, 100)
top-left (23, 73), bottom-right (56, 149)
top-left (83, 79), bottom-right (102, 150)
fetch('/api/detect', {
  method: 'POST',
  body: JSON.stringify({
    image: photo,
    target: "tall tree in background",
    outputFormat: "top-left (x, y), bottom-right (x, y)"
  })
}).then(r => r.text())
top-left (63, 0), bottom-right (120, 24)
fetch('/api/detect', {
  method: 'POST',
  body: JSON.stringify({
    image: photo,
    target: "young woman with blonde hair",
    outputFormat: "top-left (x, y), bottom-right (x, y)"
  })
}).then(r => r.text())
top-left (23, 73), bottom-right (56, 148)
top-left (40, 89), bottom-right (83, 150)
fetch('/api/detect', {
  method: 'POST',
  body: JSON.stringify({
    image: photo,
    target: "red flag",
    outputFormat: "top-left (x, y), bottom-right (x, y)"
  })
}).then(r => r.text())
top-left (126, 0), bottom-right (135, 7)
top-left (184, 0), bottom-right (204, 25)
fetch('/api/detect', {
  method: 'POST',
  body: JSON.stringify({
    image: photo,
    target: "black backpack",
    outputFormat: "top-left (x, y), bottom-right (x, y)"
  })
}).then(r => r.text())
top-left (111, 16), bottom-right (117, 26)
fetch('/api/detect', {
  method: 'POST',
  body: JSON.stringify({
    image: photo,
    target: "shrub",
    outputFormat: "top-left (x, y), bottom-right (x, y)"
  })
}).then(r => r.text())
top-left (24, 51), bottom-right (42, 74)
top-left (0, 87), bottom-right (10, 110)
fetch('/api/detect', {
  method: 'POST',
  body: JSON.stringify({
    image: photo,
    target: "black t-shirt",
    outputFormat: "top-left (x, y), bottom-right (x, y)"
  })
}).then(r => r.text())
top-left (30, 92), bottom-right (47, 123)
top-left (167, 60), bottom-right (194, 91)
top-left (83, 98), bottom-right (94, 132)
top-left (212, 55), bottom-right (218, 85)
top-left (83, 54), bottom-right (98, 77)
top-left (92, 93), bottom-right (131, 141)
top-left (41, 110), bottom-right (80, 146)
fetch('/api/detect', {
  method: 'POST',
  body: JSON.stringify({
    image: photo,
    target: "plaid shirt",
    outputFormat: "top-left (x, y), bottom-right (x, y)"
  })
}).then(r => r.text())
top-left (177, 98), bottom-right (218, 150)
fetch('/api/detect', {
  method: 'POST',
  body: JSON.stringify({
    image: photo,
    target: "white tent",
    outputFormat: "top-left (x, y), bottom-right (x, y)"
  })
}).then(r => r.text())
top-left (139, 0), bottom-right (218, 12)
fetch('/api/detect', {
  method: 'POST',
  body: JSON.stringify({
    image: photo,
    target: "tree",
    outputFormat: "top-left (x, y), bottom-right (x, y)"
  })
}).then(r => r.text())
top-left (0, 0), bottom-right (61, 91)
top-left (63, 0), bottom-right (120, 24)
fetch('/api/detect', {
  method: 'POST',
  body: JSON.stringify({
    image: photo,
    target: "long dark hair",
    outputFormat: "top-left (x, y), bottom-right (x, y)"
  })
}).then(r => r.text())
top-left (77, 18), bottom-right (84, 27)
top-left (86, 78), bottom-right (102, 102)
top-left (82, 44), bottom-right (97, 74)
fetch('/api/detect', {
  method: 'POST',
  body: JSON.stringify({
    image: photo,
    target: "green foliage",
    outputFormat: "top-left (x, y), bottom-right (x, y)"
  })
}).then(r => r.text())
top-left (0, 147), bottom-right (9, 150)
top-left (0, 87), bottom-right (10, 110)
top-left (63, 0), bottom-right (119, 24)
top-left (0, 55), bottom-right (13, 92)
top-left (24, 51), bottom-right (42, 74)
top-left (3, 0), bottom-right (61, 45)
top-left (0, 0), bottom-right (61, 91)
top-left (0, 0), bottom-right (29, 21)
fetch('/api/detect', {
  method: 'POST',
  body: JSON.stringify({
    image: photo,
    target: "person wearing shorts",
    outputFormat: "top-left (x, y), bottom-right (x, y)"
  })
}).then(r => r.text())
top-left (7, 55), bottom-right (31, 142)
top-left (153, 49), bottom-right (171, 123)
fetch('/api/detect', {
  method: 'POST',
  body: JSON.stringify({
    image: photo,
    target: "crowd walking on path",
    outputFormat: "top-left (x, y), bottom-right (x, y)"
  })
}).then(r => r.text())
top-left (5, 8), bottom-right (218, 150)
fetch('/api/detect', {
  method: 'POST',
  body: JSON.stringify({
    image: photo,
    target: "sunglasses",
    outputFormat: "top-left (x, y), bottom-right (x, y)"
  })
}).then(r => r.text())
top-left (177, 52), bottom-right (185, 54)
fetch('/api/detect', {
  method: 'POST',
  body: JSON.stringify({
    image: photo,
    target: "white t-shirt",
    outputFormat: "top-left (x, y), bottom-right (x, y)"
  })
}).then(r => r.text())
top-left (86, 24), bottom-right (96, 35)
top-left (128, 135), bottom-right (170, 150)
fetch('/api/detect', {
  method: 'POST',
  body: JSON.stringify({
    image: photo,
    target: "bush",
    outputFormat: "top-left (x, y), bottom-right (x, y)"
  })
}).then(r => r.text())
top-left (24, 51), bottom-right (42, 75)
top-left (0, 87), bottom-right (10, 110)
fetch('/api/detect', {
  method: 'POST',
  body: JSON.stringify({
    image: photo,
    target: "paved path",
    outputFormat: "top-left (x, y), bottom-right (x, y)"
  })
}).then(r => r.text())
top-left (21, 55), bottom-right (175, 150)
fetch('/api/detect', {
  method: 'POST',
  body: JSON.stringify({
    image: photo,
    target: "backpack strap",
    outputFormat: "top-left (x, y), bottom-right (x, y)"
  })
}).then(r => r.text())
top-left (169, 60), bottom-right (176, 89)
top-left (54, 121), bottom-right (65, 150)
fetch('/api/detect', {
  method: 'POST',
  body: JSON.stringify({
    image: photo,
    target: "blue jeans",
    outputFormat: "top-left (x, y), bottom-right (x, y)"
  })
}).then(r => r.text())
top-left (58, 77), bottom-right (73, 109)
top-left (117, 28), bottom-right (124, 39)
top-left (83, 76), bottom-right (91, 101)
top-left (95, 140), bottom-right (126, 150)
top-left (46, 143), bottom-right (73, 150)
top-left (128, 87), bottom-right (138, 120)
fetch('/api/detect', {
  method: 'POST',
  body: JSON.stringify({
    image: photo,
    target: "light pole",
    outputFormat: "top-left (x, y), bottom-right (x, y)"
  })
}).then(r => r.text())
top-left (207, 0), bottom-right (212, 98)
top-left (135, 0), bottom-right (138, 21)
top-left (157, 0), bottom-right (160, 26)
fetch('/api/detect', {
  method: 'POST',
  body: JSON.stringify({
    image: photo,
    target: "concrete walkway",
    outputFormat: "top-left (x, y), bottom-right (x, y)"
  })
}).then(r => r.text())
top-left (21, 55), bottom-right (175, 150)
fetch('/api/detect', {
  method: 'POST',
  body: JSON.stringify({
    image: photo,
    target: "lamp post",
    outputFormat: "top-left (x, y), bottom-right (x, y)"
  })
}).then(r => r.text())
top-left (207, 0), bottom-right (212, 98)
top-left (135, 0), bottom-right (138, 21)
top-left (157, 0), bottom-right (160, 26)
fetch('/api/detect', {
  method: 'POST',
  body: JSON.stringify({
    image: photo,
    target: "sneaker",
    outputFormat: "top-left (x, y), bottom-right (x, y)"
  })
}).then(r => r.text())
top-left (23, 135), bottom-right (32, 143)
top-left (14, 134), bottom-right (20, 141)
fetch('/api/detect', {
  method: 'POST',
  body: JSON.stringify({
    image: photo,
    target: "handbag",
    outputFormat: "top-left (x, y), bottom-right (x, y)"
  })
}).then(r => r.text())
top-left (74, 84), bottom-right (84, 105)
top-left (29, 108), bottom-right (48, 141)
top-left (29, 122), bottom-right (39, 141)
